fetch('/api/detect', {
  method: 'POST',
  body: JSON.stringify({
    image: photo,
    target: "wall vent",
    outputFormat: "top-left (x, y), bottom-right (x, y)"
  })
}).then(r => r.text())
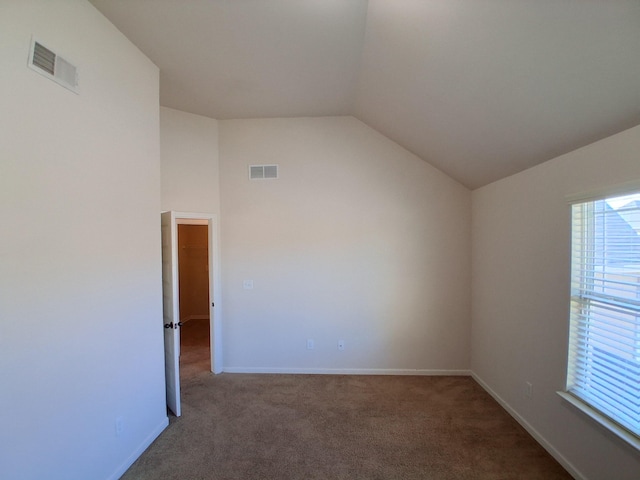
top-left (249, 165), bottom-right (278, 180)
top-left (28, 38), bottom-right (79, 94)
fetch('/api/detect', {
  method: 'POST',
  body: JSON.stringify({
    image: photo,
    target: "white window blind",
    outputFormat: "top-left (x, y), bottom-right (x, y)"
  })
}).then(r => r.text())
top-left (567, 191), bottom-right (640, 440)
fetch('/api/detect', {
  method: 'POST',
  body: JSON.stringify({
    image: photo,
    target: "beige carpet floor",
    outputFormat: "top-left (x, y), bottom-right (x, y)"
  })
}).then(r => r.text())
top-left (121, 319), bottom-right (572, 479)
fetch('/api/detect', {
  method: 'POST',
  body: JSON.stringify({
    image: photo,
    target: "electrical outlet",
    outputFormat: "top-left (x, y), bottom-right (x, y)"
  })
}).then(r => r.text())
top-left (525, 382), bottom-right (533, 399)
top-left (115, 416), bottom-right (124, 437)
top-left (338, 339), bottom-right (345, 351)
top-left (306, 339), bottom-right (314, 350)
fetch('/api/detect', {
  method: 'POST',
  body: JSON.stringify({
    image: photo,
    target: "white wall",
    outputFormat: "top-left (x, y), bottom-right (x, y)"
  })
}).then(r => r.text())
top-left (0, 2), bottom-right (167, 479)
top-left (219, 116), bottom-right (471, 373)
top-left (471, 125), bottom-right (640, 480)
top-left (160, 106), bottom-right (220, 214)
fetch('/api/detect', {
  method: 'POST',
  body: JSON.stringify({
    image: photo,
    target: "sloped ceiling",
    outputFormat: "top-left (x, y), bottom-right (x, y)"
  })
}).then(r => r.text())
top-left (89, 0), bottom-right (640, 189)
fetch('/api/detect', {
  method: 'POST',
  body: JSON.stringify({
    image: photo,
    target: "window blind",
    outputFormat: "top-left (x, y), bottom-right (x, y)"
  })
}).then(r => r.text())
top-left (567, 192), bottom-right (640, 439)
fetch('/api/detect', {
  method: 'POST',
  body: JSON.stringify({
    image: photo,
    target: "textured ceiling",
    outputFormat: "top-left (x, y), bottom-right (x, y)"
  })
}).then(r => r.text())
top-left (89, 0), bottom-right (640, 189)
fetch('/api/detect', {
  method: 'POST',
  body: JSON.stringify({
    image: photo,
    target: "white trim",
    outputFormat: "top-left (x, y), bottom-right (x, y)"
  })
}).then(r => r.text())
top-left (208, 215), bottom-right (223, 374)
top-left (223, 367), bottom-right (471, 376)
top-left (165, 211), bottom-right (215, 222)
top-left (107, 417), bottom-right (168, 480)
top-left (471, 373), bottom-right (586, 480)
top-left (565, 179), bottom-right (640, 204)
top-left (557, 391), bottom-right (640, 452)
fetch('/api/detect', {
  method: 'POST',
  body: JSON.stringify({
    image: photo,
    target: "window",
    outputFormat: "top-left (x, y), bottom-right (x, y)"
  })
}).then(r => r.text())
top-left (564, 190), bottom-right (640, 445)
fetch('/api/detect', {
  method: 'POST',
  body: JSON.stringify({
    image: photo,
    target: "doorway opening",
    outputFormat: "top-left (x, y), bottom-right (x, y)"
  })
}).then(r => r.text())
top-left (161, 211), bottom-right (222, 417)
top-left (177, 223), bottom-right (211, 380)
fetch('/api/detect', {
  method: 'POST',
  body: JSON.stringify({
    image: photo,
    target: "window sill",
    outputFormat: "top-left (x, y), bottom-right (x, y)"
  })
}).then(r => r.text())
top-left (557, 391), bottom-right (640, 453)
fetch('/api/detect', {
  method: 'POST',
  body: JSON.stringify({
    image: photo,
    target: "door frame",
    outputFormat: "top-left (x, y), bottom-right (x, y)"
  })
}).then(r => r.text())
top-left (169, 211), bottom-right (223, 374)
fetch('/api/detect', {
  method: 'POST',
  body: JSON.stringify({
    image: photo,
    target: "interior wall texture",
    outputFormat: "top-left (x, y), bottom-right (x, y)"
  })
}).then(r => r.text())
top-left (219, 116), bottom-right (471, 373)
top-left (0, 1), bottom-right (167, 479)
top-left (471, 125), bottom-right (640, 480)
top-left (160, 106), bottom-right (220, 214)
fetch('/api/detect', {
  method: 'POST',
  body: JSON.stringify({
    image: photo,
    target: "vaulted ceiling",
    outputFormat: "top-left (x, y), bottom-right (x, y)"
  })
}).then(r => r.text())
top-left (89, 0), bottom-right (640, 189)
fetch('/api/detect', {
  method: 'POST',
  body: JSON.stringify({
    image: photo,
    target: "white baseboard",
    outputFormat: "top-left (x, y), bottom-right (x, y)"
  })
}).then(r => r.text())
top-left (107, 416), bottom-right (169, 480)
top-left (471, 372), bottom-right (585, 480)
top-left (223, 367), bottom-right (471, 376)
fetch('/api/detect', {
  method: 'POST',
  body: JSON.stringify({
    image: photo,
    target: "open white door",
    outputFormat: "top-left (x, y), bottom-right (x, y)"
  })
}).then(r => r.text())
top-left (161, 211), bottom-right (181, 416)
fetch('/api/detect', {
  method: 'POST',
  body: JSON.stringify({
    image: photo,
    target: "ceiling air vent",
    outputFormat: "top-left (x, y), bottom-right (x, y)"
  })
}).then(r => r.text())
top-left (250, 165), bottom-right (278, 180)
top-left (28, 38), bottom-right (79, 94)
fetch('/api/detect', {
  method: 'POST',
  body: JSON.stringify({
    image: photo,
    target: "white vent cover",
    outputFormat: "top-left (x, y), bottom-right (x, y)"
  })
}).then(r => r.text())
top-left (28, 38), bottom-right (79, 94)
top-left (250, 165), bottom-right (278, 180)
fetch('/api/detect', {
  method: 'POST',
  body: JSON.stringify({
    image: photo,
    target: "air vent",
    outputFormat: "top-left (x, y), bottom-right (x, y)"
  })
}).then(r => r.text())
top-left (28, 38), bottom-right (79, 94)
top-left (249, 165), bottom-right (278, 180)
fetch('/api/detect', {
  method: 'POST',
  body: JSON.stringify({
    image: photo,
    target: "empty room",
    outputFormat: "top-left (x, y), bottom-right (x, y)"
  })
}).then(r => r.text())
top-left (1, 1), bottom-right (639, 479)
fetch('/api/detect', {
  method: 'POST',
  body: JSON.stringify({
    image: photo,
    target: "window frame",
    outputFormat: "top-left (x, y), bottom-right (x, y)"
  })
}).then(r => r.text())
top-left (559, 182), bottom-right (640, 452)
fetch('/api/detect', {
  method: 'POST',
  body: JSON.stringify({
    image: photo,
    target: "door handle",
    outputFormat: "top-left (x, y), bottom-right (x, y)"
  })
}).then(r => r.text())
top-left (164, 322), bottom-right (184, 329)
